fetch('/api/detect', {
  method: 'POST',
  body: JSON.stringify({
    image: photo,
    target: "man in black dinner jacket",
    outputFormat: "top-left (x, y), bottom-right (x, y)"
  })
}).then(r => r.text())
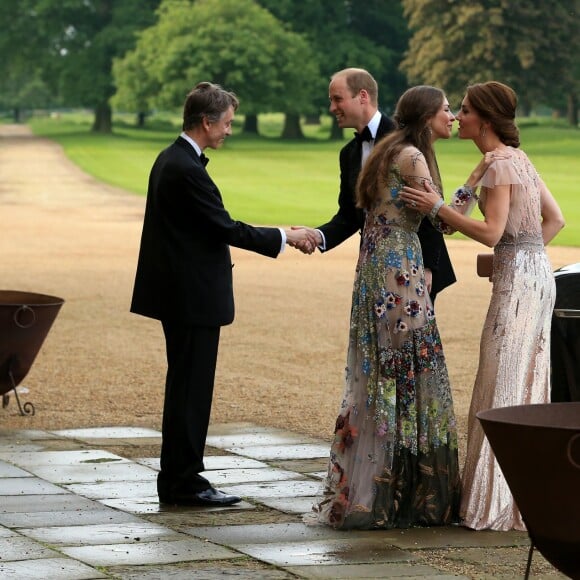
top-left (131, 82), bottom-right (315, 506)
top-left (294, 68), bottom-right (455, 300)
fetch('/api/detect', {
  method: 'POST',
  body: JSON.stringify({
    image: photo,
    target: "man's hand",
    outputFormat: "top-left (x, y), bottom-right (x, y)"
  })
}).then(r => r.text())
top-left (288, 226), bottom-right (321, 254)
top-left (285, 226), bottom-right (320, 254)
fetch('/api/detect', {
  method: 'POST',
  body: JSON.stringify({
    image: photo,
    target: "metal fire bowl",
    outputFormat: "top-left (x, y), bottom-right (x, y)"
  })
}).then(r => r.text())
top-left (478, 403), bottom-right (580, 579)
top-left (0, 290), bottom-right (64, 396)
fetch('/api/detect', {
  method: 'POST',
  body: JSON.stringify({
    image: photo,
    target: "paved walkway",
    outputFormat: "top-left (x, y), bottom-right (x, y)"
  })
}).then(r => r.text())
top-left (0, 421), bottom-right (566, 579)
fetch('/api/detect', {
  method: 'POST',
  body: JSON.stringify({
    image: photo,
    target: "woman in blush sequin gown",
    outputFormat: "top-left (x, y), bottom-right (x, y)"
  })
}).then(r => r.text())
top-left (402, 81), bottom-right (565, 531)
top-left (311, 86), bottom-right (480, 530)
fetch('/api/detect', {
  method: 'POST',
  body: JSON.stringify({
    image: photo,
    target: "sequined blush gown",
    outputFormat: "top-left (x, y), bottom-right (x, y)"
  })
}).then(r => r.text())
top-left (460, 148), bottom-right (556, 531)
top-left (312, 147), bottom-right (464, 530)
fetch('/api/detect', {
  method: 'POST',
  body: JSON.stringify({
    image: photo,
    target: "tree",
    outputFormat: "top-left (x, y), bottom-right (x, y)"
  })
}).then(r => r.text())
top-left (257, 0), bottom-right (410, 138)
top-left (0, 69), bottom-right (55, 123)
top-left (113, 0), bottom-right (320, 136)
top-left (0, 0), bottom-right (161, 132)
top-left (0, 1), bottom-right (52, 121)
top-left (400, 0), bottom-right (579, 123)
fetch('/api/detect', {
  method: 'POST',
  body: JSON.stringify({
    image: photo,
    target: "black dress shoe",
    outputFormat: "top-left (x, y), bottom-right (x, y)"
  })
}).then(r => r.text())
top-left (159, 487), bottom-right (241, 506)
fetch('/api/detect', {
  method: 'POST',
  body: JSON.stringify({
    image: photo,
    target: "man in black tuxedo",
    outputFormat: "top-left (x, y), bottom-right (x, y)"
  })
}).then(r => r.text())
top-left (295, 68), bottom-right (455, 300)
top-left (131, 82), bottom-right (315, 506)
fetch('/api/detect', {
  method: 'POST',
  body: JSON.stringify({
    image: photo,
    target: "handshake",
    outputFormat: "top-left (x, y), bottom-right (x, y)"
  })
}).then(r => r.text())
top-left (284, 226), bottom-right (322, 255)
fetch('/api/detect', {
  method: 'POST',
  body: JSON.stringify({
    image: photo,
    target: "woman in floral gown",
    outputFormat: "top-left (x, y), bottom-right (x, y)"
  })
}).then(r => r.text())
top-left (402, 81), bottom-right (565, 531)
top-left (312, 86), bottom-right (480, 530)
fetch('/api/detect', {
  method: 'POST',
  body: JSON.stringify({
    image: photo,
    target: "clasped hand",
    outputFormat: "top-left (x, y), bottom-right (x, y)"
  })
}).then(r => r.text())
top-left (285, 226), bottom-right (320, 254)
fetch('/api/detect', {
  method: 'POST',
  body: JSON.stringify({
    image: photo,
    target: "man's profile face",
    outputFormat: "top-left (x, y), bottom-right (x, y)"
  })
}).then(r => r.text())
top-left (206, 106), bottom-right (235, 149)
top-left (328, 76), bottom-right (362, 129)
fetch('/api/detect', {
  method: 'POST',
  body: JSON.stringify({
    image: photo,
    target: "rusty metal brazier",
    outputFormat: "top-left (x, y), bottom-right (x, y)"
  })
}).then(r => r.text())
top-left (1, 290), bottom-right (64, 415)
top-left (478, 403), bottom-right (580, 579)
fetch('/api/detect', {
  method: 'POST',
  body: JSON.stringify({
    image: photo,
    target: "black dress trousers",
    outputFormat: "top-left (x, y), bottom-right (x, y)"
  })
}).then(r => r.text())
top-left (157, 320), bottom-right (221, 494)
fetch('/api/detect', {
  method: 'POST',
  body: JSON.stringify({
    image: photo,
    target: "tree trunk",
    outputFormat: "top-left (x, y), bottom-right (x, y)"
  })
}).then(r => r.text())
top-left (91, 103), bottom-right (112, 133)
top-left (13, 107), bottom-right (21, 123)
top-left (281, 113), bottom-right (304, 139)
top-left (518, 99), bottom-right (531, 117)
top-left (137, 112), bottom-right (147, 128)
top-left (567, 93), bottom-right (578, 127)
top-left (243, 114), bottom-right (259, 134)
top-left (304, 114), bottom-right (320, 125)
top-left (329, 115), bottom-right (343, 140)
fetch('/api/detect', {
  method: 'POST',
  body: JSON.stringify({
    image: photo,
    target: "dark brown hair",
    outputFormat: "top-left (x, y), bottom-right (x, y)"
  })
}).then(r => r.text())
top-left (357, 85), bottom-right (444, 209)
top-left (182, 82), bottom-right (239, 131)
top-left (465, 81), bottom-right (520, 147)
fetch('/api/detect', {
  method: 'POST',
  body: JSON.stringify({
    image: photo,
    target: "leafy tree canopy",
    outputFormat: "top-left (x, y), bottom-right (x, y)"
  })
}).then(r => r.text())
top-left (401, 0), bottom-right (579, 119)
top-left (1, 0), bottom-right (160, 131)
top-left (257, 0), bottom-right (409, 114)
top-left (113, 0), bottom-right (320, 118)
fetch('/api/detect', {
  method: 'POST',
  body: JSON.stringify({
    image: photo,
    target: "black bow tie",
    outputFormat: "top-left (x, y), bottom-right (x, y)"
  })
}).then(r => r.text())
top-left (200, 153), bottom-right (209, 167)
top-left (354, 126), bottom-right (372, 144)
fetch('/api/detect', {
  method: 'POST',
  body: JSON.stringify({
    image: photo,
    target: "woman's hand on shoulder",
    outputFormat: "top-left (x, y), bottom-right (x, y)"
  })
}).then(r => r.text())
top-left (400, 180), bottom-right (440, 214)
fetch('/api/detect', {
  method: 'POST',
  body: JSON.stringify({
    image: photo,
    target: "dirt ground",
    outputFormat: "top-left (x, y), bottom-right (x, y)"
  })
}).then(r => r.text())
top-left (1, 124), bottom-right (578, 465)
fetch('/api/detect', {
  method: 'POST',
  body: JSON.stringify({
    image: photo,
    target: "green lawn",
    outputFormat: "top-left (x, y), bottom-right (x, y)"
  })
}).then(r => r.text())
top-left (28, 113), bottom-right (580, 247)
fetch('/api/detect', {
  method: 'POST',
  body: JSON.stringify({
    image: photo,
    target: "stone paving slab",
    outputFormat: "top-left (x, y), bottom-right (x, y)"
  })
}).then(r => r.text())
top-left (60, 536), bottom-right (241, 567)
top-left (0, 443), bottom-right (44, 453)
top-left (225, 443), bottom-right (329, 460)
top-left (186, 521), bottom-right (377, 544)
top-left (63, 478), bottom-right (157, 499)
top-left (0, 477), bottom-right (71, 496)
top-left (0, 449), bottom-right (132, 466)
top-left (18, 521), bottom-right (182, 546)
top-left (107, 562), bottom-right (294, 579)
top-left (50, 427), bottom-right (162, 439)
top-left (0, 533), bottom-right (62, 561)
top-left (29, 461), bottom-right (157, 484)
top-left (0, 557), bottom-right (108, 579)
top-left (135, 454), bottom-right (269, 471)
top-left (99, 496), bottom-right (256, 515)
top-left (221, 479), bottom-right (321, 499)
top-left (259, 495), bottom-right (320, 514)
top-left (0, 462), bottom-right (31, 478)
top-left (206, 430), bottom-right (321, 448)
top-left (285, 563), bottom-right (468, 578)
top-left (234, 537), bottom-right (418, 567)
top-left (0, 493), bottom-right (106, 515)
top-left (193, 467), bottom-right (304, 486)
top-left (0, 507), bottom-right (142, 528)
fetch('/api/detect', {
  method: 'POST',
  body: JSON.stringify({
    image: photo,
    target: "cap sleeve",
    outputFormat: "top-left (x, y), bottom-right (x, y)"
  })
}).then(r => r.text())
top-left (479, 158), bottom-right (523, 188)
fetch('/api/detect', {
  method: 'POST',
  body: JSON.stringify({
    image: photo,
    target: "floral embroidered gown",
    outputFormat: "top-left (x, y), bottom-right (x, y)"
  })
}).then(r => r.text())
top-left (313, 146), bottom-right (464, 530)
top-left (460, 149), bottom-right (556, 531)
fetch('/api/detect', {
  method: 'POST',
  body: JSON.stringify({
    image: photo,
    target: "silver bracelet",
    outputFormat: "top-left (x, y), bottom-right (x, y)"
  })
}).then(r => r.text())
top-left (429, 198), bottom-right (444, 219)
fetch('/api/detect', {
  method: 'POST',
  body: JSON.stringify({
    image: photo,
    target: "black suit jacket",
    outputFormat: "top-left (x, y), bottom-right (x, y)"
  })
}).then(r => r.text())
top-left (131, 137), bottom-right (282, 326)
top-left (317, 113), bottom-right (456, 297)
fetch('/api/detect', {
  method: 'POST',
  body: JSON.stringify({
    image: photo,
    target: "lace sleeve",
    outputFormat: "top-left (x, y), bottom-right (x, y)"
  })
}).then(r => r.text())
top-left (397, 147), bottom-right (440, 192)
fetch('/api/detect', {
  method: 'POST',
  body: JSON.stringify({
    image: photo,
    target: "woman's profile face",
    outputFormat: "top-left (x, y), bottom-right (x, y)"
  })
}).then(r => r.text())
top-left (456, 96), bottom-right (482, 140)
top-left (429, 97), bottom-right (455, 142)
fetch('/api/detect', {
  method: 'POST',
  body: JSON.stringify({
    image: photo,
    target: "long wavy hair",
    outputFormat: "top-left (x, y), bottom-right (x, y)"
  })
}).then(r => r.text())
top-left (465, 81), bottom-right (520, 148)
top-left (357, 85), bottom-right (445, 210)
